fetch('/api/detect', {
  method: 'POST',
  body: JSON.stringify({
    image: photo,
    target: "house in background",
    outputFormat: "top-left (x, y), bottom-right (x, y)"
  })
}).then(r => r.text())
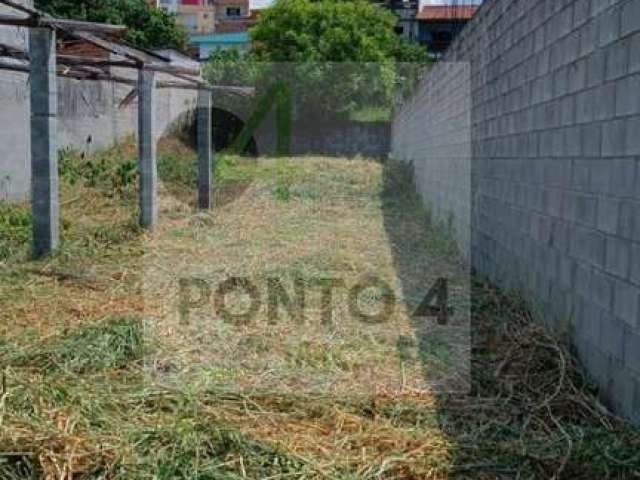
top-left (189, 8), bottom-right (259, 60)
top-left (381, 0), bottom-right (420, 43)
top-left (150, 0), bottom-right (255, 59)
top-left (150, 0), bottom-right (250, 35)
top-left (214, 3), bottom-right (258, 35)
top-left (415, 5), bottom-right (479, 57)
top-left (215, 0), bottom-right (251, 22)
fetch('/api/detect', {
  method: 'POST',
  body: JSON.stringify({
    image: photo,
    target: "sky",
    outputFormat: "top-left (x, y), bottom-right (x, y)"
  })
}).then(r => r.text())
top-left (250, 0), bottom-right (272, 9)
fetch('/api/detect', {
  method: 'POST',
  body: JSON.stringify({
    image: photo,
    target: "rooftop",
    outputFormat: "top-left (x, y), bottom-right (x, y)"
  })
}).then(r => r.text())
top-left (416, 5), bottom-right (479, 21)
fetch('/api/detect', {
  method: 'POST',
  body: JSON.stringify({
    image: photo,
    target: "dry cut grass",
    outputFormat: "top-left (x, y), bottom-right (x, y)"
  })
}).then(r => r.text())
top-left (0, 138), bottom-right (639, 479)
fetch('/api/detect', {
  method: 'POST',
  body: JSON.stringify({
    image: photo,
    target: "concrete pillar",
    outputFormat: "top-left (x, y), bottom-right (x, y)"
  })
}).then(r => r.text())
top-left (197, 88), bottom-right (213, 210)
top-left (138, 69), bottom-right (157, 229)
top-left (29, 27), bottom-right (59, 258)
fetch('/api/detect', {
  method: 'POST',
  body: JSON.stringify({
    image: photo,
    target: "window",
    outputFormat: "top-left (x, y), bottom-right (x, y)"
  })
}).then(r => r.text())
top-left (226, 7), bottom-right (241, 17)
top-left (181, 13), bottom-right (198, 30)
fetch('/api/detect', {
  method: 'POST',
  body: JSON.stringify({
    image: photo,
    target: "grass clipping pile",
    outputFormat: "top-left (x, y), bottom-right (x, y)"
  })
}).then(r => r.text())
top-left (0, 141), bottom-right (639, 479)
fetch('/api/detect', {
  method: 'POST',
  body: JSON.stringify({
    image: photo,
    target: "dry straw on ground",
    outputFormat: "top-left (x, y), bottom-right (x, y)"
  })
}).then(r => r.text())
top-left (0, 139), bottom-right (638, 479)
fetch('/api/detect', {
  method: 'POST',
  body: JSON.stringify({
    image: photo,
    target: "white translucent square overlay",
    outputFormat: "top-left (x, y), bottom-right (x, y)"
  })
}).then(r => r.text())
top-left (141, 62), bottom-right (472, 398)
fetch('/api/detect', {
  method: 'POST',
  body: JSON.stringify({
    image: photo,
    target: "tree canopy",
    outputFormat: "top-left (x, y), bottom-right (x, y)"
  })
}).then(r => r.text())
top-left (203, 0), bottom-right (428, 119)
top-left (34, 0), bottom-right (188, 50)
top-left (249, 0), bottom-right (426, 63)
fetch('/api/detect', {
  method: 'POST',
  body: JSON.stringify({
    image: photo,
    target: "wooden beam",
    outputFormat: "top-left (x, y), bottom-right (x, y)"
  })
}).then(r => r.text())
top-left (0, 58), bottom-right (135, 83)
top-left (119, 40), bottom-right (171, 63)
top-left (57, 55), bottom-right (137, 69)
top-left (46, 18), bottom-right (126, 34)
top-left (171, 71), bottom-right (207, 86)
top-left (68, 31), bottom-right (150, 65)
top-left (144, 63), bottom-right (201, 76)
top-left (0, 0), bottom-right (37, 17)
top-left (0, 41), bottom-right (29, 60)
top-left (0, 1), bottom-right (201, 84)
top-left (0, 57), bottom-right (28, 73)
top-left (57, 53), bottom-right (201, 76)
top-left (65, 32), bottom-right (201, 76)
top-left (156, 81), bottom-right (203, 91)
top-left (211, 85), bottom-right (255, 96)
top-left (63, 68), bottom-right (138, 85)
top-left (0, 59), bottom-right (198, 88)
top-left (0, 13), bottom-right (126, 34)
top-left (1, 49), bottom-right (200, 77)
top-left (0, 13), bottom-right (32, 28)
top-left (0, 57), bottom-right (249, 98)
top-left (0, 0), bottom-right (125, 33)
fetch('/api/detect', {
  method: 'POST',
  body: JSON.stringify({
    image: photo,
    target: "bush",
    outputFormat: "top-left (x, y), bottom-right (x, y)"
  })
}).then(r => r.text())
top-left (0, 203), bottom-right (31, 260)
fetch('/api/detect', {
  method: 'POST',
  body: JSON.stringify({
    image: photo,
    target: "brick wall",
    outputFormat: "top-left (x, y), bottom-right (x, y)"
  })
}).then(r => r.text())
top-left (392, 0), bottom-right (640, 423)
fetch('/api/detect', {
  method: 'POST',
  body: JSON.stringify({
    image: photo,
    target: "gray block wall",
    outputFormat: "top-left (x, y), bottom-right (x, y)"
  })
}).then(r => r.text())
top-left (290, 120), bottom-right (390, 158)
top-left (392, 0), bottom-right (640, 423)
top-left (392, 61), bottom-right (472, 255)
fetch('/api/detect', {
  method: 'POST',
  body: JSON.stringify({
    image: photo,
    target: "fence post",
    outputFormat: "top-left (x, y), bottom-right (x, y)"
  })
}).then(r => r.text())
top-left (197, 88), bottom-right (213, 210)
top-left (30, 27), bottom-right (59, 258)
top-left (138, 69), bottom-right (157, 228)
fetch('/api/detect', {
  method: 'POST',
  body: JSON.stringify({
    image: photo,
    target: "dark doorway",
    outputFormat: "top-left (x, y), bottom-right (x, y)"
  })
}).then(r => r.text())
top-left (184, 108), bottom-right (258, 156)
top-left (212, 108), bottom-right (258, 156)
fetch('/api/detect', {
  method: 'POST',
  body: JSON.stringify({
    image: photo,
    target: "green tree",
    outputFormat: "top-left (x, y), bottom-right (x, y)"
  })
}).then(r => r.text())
top-left (203, 49), bottom-right (263, 87)
top-left (35, 0), bottom-right (188, 50)
top-left (249, 0), bottom-right (426, 63)
top-left (203, 0), bottom-right (429, 122)
top-left (247, 0), bottom-right (427, 117)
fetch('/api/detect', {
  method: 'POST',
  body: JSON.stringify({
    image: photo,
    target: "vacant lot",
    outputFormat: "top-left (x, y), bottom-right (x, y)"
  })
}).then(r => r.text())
top-left (1, 140), bottom-right (639, 479)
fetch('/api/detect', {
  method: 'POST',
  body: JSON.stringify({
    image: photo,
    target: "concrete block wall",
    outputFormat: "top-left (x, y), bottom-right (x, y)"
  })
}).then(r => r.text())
top-left (392, 0), bottom-right (640, 423)
top-left (392, 61), bottom-right (472, 255)
top-left (290, 120), bottom-right (390, 158)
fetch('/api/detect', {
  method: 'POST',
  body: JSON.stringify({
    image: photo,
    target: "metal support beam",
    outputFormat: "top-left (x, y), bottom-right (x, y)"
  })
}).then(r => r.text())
top-left (137, 69), bottom-right (157, 229)
top-left (30, 27), bottom-right (59, 257)
top-left (197, 89), bottom-right (213, 210)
